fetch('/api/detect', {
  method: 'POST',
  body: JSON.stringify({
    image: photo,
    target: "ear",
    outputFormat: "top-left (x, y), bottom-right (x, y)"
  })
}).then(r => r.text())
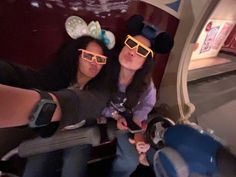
top-left (128, 138), bottom-right (136, 144)
top-left (154, 32), bottom-right (174, 54)
top-left (65, 16), bottom-right (88, 39)
top-left (127, 15), bottom-right (144, 36)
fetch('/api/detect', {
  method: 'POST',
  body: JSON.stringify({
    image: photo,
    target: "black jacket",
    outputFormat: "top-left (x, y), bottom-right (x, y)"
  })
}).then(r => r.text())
top-left (130, 164), bottom-right (155, 177)
top-left (0, 60), bottom-right (68, 91)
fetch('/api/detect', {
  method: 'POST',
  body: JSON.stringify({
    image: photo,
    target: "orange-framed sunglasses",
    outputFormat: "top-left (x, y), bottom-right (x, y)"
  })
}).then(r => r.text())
top-left (78, 49), bottom-right (107, 65)
top-left (124, 35), bottom-right (154, 58)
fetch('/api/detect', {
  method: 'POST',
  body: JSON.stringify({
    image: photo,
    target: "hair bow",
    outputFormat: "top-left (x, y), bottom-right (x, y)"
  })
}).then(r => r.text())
top-left (65, 16), bottom-right (115, 49)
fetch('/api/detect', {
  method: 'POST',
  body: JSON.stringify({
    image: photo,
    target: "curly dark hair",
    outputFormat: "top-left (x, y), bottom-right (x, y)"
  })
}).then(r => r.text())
top-left (38, 36), bottom-right (109, 91)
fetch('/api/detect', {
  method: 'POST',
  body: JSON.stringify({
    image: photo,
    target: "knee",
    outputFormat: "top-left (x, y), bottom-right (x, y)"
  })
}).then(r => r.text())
top-left (123, 161), bottom-right (138, 172)
top-left (113, 155), bottom-right (138, 173)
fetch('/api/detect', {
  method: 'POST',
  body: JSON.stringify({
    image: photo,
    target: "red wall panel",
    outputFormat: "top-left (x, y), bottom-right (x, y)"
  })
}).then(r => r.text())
top-left (0, 0), bottom-right (179, 88)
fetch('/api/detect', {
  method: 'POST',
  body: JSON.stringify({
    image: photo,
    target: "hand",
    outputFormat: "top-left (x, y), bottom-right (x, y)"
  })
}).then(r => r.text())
top-left (111, 111), bottom-right (120, 120)
top-left (136, 142), bottom-right (150, 166)
top-left (117, 116), bottom-right (128, 130)
top-left (133, 117), bottom-right (147, 130)
top-left (139, 153), bottom-right (150, 166)
top-left (96, 116), bottom-right (107, 124)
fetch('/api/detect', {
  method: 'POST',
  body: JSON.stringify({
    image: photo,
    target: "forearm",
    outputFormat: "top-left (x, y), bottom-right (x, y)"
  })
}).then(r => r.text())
top-left (0, 84), bottom-right (108, 130)
top-left (0, 84), bottom-right (61, 128)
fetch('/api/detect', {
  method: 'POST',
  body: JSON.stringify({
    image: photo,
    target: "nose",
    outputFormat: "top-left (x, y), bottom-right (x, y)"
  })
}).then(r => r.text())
top-left (128, 48), bottom-right (135, 57)
top-left (90, 56), bottom-right (97, 65)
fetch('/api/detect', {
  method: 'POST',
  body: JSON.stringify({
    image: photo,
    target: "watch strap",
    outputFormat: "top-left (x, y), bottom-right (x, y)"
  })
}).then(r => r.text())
top-left (29, 89), bottom-right (56, 129)
top-left (34, 89), bottom-right (53, 100)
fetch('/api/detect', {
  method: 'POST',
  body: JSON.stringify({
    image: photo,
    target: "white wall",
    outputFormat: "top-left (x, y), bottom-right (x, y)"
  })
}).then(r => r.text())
top-left (157, 0), bottom-right (215, 121)
top-left (191, 0), bottom-right (236, 60)
top-left (191, 0), bottom-right (209, 19)
top-left (211, 0), bottom-right (236, 21)
top-left (191, 19), bottom-right (235, 60)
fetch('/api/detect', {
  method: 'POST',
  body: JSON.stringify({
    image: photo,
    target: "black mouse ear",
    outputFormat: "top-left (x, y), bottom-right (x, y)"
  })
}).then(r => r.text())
top-left (154, 32), bottom-right (174, 54)
top-left (127, 15), bottom-right (144, 36)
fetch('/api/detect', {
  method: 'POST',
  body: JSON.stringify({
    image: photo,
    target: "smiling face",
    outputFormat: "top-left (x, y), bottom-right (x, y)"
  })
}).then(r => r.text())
top-left (119, 35), bottom-right (151, 71)
top-left (78, 41), bottom-right (105, 79)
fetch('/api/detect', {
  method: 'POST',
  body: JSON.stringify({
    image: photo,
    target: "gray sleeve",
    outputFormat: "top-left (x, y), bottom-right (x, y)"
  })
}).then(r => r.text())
top-left (72, 89), bottom-right (110, 126)
top-left (52, 89), bottom-right (109, 128)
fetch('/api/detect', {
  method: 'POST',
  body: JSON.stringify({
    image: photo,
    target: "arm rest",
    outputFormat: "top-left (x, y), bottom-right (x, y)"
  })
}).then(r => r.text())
top-left (18, 126), bottom-right (100, 157)
top-left (18, 120), bottom-right (127, 158)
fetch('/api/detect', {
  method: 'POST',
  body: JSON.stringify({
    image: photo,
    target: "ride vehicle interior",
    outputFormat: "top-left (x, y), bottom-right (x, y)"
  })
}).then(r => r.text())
top-left (1, 0), bottom-right (236, 177)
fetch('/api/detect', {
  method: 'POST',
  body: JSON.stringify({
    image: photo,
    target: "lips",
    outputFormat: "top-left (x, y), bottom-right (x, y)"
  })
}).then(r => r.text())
top-left (124, 54), bottom-right (133, 62)
top-left (89, 66), bottom-right (97, 75)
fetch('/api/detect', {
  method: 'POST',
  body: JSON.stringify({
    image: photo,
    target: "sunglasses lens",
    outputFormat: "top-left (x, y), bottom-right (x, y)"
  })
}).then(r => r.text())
top-left (126, 38), bottom-right (137, 48)
top-left (83, 52), bottom-right (94, 61)
top-left (137, 46), bottom-right (149, 56)
top-left (96, 56), bottom-right (106, 64)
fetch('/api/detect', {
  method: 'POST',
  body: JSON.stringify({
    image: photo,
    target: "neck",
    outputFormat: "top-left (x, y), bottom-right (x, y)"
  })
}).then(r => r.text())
top-left (119, 67), bottom-right (136, 86)
top-left (76, 71), bottom-right (91, 89)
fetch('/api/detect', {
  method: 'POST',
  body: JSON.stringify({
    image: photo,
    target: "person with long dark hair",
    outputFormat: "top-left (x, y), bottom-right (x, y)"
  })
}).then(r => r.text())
top-left (0, 35), bottom-right (110, 129)
top-left (1, 35), bottom-right (110, 177)
top-left (106, 34), bottom-right (155, 177)
top-left (0, 36), bottom-right (108, 91)
top-left (91, 15), bottom-right (173, 177)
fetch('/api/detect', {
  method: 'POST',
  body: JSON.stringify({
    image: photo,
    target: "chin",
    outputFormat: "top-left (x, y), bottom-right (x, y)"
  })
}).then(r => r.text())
top-left (88, 74), bottom-right (96, 78)
top-left (83, 73), bottom-right (95, 79)
top-left (123, 65), bottom-right (138, 71)
top-left (121, 61), bottom-right (138, 70)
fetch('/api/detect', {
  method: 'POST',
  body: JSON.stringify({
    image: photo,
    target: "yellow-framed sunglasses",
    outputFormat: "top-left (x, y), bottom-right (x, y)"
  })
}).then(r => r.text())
top-left (124, 35), bottom-right (154, 58)
top-left (78, 49), bottom-right (107, 65)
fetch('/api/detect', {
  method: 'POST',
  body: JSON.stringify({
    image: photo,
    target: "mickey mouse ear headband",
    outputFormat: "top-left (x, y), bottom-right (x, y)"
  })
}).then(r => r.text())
top-left (65, 16), bottom-right (116, 49)
top-left (127, 15), bottom-right (174, 54)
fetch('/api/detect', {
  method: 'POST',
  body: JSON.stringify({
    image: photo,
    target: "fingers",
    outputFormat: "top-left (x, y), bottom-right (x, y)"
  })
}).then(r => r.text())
top-left (133, 117), bottom-right (142, 128)
top-left (138, 153), bottom-right (150, 166)
top-left (141, 120), bottom-right (148, 130)
top-left (96, 116), bottom-right (107, 124)
top-left (121, 119), bottom-right (127, 127)
top-left (133, 118), bottom-right (147, 130)
top-left (117, 117), bottom-right (128, 130)
top-left (136, 141), bottom-right (150, 166)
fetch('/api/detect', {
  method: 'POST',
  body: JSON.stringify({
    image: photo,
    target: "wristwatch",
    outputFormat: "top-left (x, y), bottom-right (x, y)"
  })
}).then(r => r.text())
top-left (29, 90), bottom-right (57, 128)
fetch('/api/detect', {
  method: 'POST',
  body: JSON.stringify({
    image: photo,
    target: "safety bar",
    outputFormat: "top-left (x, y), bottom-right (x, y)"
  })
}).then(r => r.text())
top-left (18, 121), bottom-right (124, 157)
top-left (18, 114), bottom-right (171, 157)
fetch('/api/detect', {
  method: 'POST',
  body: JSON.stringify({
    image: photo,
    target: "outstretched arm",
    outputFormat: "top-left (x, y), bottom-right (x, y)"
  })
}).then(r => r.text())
top-left (0, 84), bottom-right (109, 129)
top-left (0, 84), bottom-right (61, 128)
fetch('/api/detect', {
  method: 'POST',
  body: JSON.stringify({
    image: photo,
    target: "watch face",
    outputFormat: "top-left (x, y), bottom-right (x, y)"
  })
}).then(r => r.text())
top-left (35, 103), bottom-right (57, 125)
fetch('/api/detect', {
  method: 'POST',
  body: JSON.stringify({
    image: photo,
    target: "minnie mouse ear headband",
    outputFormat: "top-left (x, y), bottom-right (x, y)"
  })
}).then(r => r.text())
top-left (127, 15), bottom-right (174, 54)
top-left (65, 16), bottom-right (115, 49)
